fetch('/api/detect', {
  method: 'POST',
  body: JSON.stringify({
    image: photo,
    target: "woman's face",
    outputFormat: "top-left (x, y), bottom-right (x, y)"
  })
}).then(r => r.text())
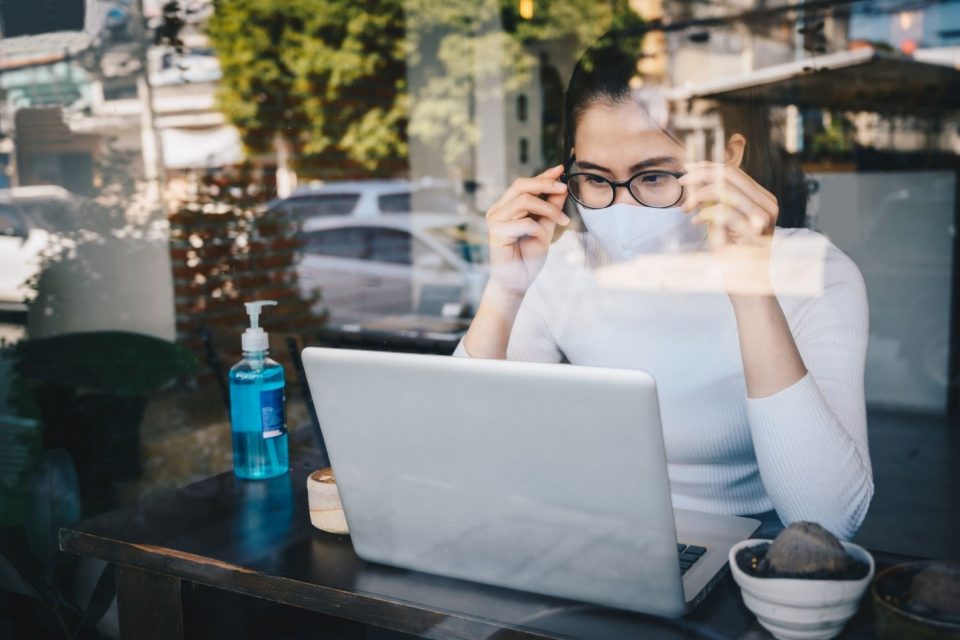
top-left (572, 99), bottom-right (686, 207)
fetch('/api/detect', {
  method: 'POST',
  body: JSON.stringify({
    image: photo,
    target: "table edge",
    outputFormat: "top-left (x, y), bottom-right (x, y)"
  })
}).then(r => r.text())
top-left (59, 527), bottom-right (564, 640)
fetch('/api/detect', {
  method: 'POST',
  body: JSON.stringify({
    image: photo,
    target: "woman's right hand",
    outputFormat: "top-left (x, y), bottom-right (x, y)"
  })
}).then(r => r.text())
top-left (484, 164), bottom-right (570, 299)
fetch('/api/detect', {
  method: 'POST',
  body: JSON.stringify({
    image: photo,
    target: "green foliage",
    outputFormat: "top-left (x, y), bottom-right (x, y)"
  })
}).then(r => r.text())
top-left (208, 0), bottom-right (641, 174)
top-left (208, 0), bottom-right (408, 173)
top-left (409, 0), bottom-right (640, 167)
top-left (811, 114), bottom-right (854, 159)
top-left (15, 332), bottom-right (197, 397)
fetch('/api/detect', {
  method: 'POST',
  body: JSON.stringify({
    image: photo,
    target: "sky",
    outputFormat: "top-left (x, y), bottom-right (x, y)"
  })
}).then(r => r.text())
top-left (849, 0), bottom-right (960, 49)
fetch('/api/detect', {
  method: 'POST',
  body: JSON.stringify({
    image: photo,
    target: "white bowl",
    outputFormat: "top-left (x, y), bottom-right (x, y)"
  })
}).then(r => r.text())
top-left (729, 539), bottom-right (875, 640)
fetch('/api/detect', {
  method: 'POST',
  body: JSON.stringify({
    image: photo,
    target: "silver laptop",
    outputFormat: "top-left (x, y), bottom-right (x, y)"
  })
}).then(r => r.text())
top-left (302, 347), bottom-right (758, 617)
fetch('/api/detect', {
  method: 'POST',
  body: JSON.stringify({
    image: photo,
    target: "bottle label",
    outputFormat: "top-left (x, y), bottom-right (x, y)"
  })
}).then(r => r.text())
top-left (260, 388), bottom-right (287, 439)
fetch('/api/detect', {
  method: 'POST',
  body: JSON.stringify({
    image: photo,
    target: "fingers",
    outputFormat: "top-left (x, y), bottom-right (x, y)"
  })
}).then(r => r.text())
top-left (682, 182), bottom-right (772, 233)
top-left (490, 218), bottom-right (550, 245)
top-left (680, 163), bottom-right (778, 245)
top-left (681, 162), bottom-right (778, 211)
top-left (540, 164), bottom-right (565, 179)
top-left (534, 213), bottom-right (557, 241)
top-left (491, 165), bottom-right (568, 212)
top-left (680, 162), bottom-right (777, 206)
top-left (694, 204), bottom-right (747, 247)
top-left (489, 192), bottom-right (570, 227)
top-left (544, 190), bottom-right (568, 209)
top-left (681, 164), bottom-right (778, 215)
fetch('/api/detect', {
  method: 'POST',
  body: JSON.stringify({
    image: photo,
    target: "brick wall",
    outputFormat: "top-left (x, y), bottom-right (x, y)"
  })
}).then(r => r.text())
top-left (168, 165), bottom-right (321, 382)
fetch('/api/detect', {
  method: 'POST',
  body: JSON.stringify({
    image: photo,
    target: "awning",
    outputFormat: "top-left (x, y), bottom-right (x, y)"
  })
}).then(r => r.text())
top-left (0, 32), bottom-right (92, 71)
top-left (668, 48), bottom-right (960, 114)
top-left (161, 126), bottom-right (244, 170)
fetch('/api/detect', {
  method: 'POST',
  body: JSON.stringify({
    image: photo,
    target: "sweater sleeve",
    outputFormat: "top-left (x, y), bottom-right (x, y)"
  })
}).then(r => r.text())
top-left (451, 283), bottom-right (563, 363)
top-left (746, 247), bottom-right (873, 540)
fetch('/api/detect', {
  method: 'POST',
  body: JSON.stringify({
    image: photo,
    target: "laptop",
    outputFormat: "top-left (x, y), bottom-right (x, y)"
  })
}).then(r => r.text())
top-left (301, 347), bottom-right (758, 617)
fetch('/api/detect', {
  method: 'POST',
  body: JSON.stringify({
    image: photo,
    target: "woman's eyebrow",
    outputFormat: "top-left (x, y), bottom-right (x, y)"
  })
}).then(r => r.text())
top-left (628, 156), bottom-right (680, 172)
top-left (574, 160), bottom-right (613, 173)
top-left (576, 156), bottom-right (679, 174)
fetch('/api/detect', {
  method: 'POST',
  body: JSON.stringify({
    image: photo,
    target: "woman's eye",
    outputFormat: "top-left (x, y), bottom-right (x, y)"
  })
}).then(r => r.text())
top-left (640, 173), bottom-right (668, 186)
top-left (583, 175), bottom-right (607, 186)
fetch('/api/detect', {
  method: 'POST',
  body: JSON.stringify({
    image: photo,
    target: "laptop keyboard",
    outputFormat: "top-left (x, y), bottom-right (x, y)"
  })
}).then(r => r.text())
top-left (677, 543), bottom-right (707, 575)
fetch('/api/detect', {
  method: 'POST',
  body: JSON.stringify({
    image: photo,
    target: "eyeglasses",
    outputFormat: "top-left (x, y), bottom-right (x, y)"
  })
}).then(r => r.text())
top-left (561, 157), bottom-right (685, 210)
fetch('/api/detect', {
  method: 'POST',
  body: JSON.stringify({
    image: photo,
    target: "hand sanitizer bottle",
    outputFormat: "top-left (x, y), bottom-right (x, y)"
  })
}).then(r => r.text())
top-left (230, 300), bottom-right (289, 479)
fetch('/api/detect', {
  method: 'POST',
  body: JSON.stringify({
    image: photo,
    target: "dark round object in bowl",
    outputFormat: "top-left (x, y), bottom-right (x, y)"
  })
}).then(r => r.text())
top-left (766, 521), bottom-right (850, 574)
top-left (872, 561), bottom-right (960, 640)
top-left (735, 543), bottom-right (870, 580)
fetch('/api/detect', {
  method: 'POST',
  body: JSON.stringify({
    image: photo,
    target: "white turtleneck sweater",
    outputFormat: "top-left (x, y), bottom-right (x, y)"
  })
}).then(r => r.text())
top-left (453, 228), bottom-right (873, 540)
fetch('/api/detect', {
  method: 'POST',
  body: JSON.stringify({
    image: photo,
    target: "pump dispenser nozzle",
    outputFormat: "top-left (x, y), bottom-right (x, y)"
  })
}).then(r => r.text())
top-left (242, 300), bottom-right (277, 352)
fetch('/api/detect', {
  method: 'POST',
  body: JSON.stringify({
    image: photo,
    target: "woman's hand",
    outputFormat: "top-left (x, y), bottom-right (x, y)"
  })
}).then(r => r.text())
top-left (679, 162), bottom-right (779, 297)
top-left (484, 164), bottom-right (570, 300)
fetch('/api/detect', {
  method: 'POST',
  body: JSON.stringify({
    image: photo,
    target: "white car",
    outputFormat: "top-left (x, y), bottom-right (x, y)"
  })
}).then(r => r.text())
top-left (295, 216), bottom-right (488, 323)
top-left (0, 186), bottom-right (79, 310)
top-left (265, 179), bottom-right (466, 220)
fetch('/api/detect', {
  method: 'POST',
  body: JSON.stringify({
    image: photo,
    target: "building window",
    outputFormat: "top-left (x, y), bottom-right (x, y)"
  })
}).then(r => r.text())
top-left (519, 138), bottom-right (529, 164)
top-left (516, 94), bottom-right (528, 123)
top-left (103, 81), bottom-right (138, 101)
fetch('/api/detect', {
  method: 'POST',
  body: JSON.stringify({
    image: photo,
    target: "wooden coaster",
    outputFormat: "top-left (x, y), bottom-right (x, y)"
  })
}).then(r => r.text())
top-left (307, 467), bottom-right (349, 535)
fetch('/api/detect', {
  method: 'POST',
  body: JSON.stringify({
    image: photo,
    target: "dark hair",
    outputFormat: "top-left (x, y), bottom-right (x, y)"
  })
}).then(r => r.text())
top-left (561, 35), bottom-right (807, 228)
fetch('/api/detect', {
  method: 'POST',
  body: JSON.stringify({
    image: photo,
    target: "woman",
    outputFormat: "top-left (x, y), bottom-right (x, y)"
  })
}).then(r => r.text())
top-left (453, 40), bottom-right (873, 540)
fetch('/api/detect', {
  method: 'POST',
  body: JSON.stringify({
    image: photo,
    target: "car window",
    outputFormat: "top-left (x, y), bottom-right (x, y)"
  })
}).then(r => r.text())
top-left (415, 188), bottom-right (462, 213)
top-left (378, 188), bottom-right (461, 214)
top-left (367, 228), bottom-right (412, 264)
top-left (425, 224), bottom-right (487, 264)
top-left (284, 194), bottom-right (360, 218)
top-left (0, 205), bottom-right (27, 238)
top-left (377, 192), bottom-right (411, 213)
top-left (301, 227), bottom-right (368, 259)
top-left (21, 201), bottom-right (75, 231)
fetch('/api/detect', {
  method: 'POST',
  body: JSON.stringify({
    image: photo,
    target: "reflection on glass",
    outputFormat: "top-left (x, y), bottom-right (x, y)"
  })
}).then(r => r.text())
top-left (234, 473), bottom-right (293, 564)
top-left (0, 2), bottom-right (957, 629)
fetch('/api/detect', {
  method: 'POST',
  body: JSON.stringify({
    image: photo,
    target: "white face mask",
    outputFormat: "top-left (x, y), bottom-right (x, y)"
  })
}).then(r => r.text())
top-left (578, 202), bottom-right (706, 261)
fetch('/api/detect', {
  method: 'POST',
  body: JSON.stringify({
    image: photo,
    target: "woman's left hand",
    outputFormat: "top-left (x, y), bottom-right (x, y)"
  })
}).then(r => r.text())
top-left (679, 162), bottom-right (779, 297)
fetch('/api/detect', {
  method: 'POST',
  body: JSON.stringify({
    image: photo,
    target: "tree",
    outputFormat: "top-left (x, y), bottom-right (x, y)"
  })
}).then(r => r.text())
top-left (207, 0), bottom-right (642, 176)
top-left (406, 0), bottom-right (643, 167)
top-left (208, 0), bottom-right (408, 176)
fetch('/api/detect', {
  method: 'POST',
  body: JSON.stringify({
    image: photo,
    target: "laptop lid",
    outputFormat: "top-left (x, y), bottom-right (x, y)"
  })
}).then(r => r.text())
top-left (302, 347), bottom-right (687, 617)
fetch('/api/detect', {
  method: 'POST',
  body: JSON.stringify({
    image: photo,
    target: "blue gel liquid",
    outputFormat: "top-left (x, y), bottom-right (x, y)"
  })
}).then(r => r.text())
top-left (229, 354), bottom-right (289, 480)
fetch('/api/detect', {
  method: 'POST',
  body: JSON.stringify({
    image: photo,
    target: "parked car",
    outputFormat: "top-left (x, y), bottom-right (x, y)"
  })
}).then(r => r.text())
top-left (0, 186), bottom-right (80, 310)
top-left (265, 179), bottom-right (467, 221)
top-left (296, 216), bottom-right (488, 323)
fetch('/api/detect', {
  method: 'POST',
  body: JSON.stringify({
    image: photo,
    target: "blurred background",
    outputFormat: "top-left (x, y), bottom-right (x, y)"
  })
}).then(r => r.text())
top-left (0, 0), bottom-right (958, 636)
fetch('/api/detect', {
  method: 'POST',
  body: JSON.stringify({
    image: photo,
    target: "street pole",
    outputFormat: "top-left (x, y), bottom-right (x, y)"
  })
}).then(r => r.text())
top-left (134, 0), bottom-right (167, 211)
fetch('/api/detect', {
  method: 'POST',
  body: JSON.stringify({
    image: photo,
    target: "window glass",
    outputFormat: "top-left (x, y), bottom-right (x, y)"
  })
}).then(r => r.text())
top-left (102, 80), bottom-right (138, 101)
top-left (377, 192), bottom-right (411, 213)
top-left (301, 227), bottom-right (369, 259)
top-left (412, 187), bottom-right (462, 214)
top-left (367, 228), bottom-right (412, 264)
top-left (281, 194), bottom-right (360, 218)
top-left (425, 224), bottom-right (486, 264)
top-left (3, 0), bottom-right (959, 595)
top-left (0, 205), bottom-right (26, 237)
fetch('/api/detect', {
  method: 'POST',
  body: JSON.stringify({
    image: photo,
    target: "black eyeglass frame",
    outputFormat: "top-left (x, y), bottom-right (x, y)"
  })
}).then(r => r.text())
top-left (560, 156), bottom-right (686, 210)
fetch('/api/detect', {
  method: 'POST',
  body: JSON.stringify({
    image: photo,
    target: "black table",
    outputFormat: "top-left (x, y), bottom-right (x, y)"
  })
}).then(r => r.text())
top-left (60, 466), bottom-right (903, 639)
